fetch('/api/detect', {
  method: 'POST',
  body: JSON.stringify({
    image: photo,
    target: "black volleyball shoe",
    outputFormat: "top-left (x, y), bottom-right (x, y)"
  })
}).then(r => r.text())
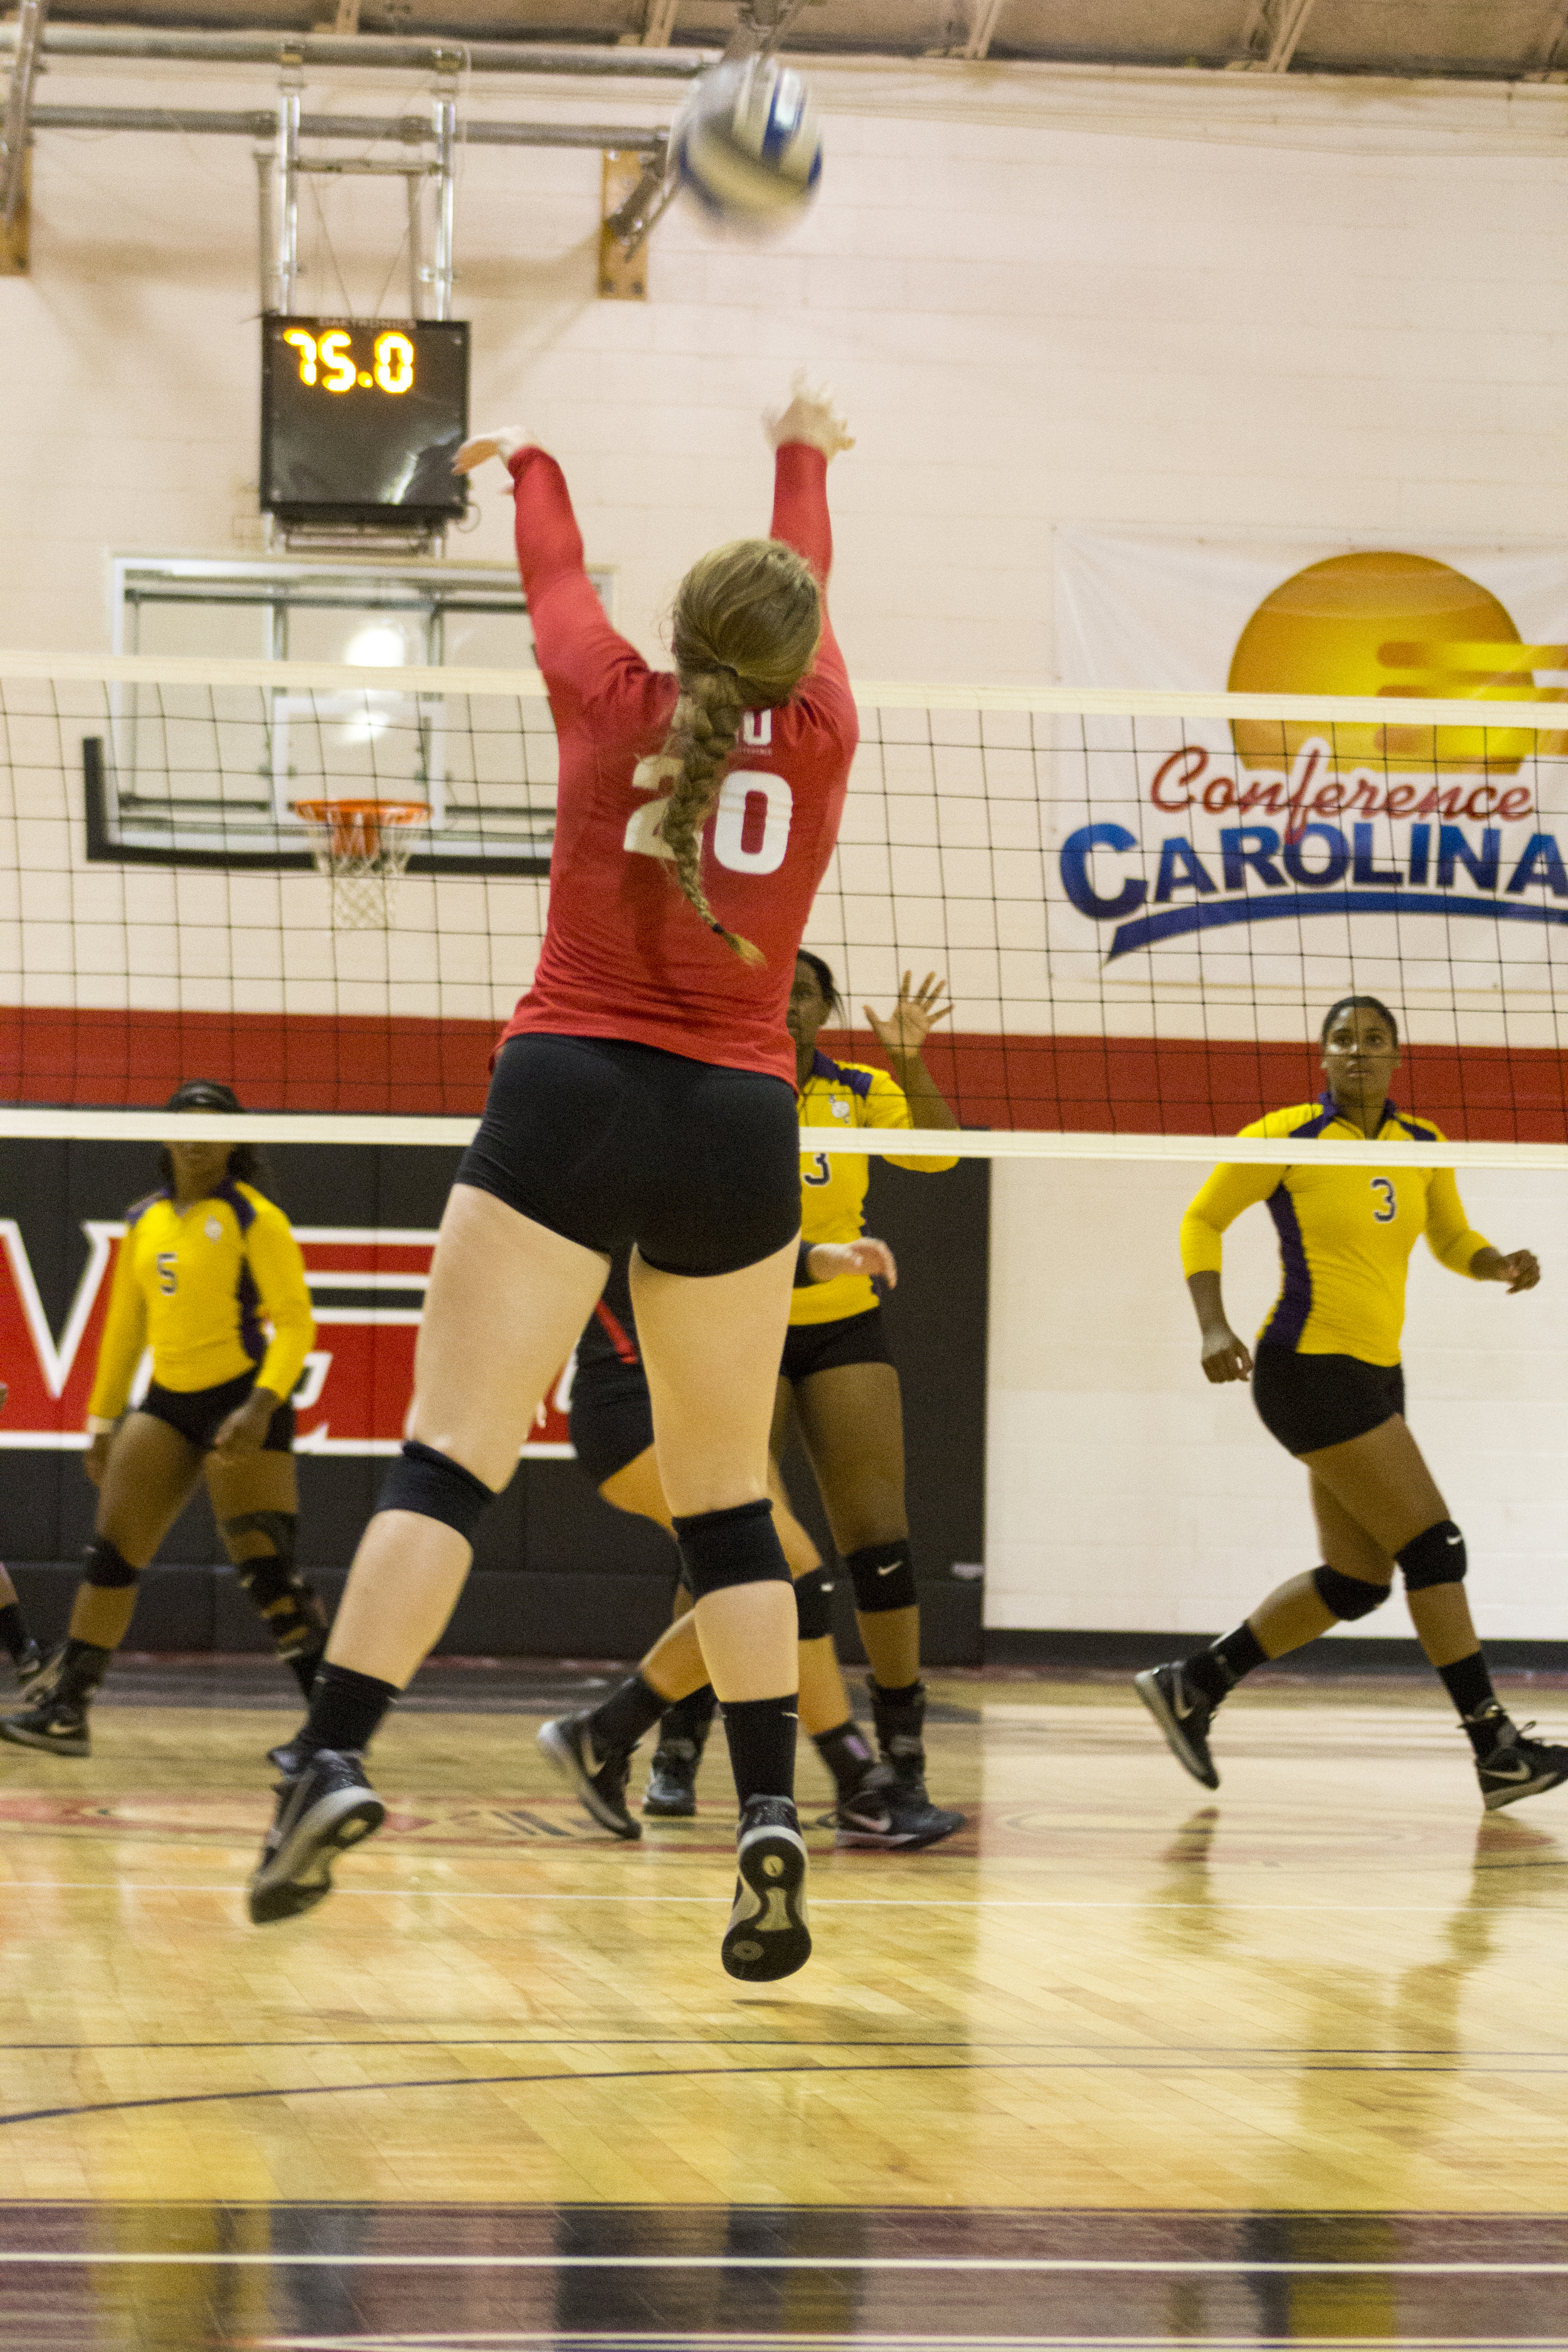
top-left (0, 1691), bottom-right (91, 1758)
top-left (721, 1796), bottom-right (812, 1983)
top-left (538, 1712), bottom-right (641, 1840)
top-left (1473, 1719), bottom-right (1568, 1813)
top-left (1134, 1662), bottom-right (1221, 1791)
top-left (266, 1734), bottom-right (312, 1780)
top-left (248, 1748), bottom-right (386, 1924)
top-left (643, 1736), bottom-right (701, 1818)
top-left (832, 1764), bottom-right (965, 1851)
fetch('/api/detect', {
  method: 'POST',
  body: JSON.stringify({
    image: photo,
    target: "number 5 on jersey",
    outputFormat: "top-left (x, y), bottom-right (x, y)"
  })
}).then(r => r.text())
top-left (624, 771), bottom-right (794, 877)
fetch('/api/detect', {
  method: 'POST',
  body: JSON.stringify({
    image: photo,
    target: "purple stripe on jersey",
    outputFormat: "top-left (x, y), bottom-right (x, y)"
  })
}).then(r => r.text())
top-left (1261, 1182), bottom-right (1313, 1351)
top-left (809, 1048), bottom-right (872, 1098)
top-left (235, 1258), bottom-right (265, 1368)
top-left (216, 1178), bottom-right (256, 1232)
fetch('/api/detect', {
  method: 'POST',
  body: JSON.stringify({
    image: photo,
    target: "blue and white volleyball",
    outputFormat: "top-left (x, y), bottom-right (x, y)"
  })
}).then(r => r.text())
top-left (673, 57), bottom-right (824, 223)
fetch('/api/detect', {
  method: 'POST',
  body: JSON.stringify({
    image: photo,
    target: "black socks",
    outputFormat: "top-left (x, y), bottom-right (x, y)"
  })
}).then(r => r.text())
top-left (1184, 1623), bottom-right (1268, 1708)
top-left (0, 1601), bottom-right (31, 1666)
top-left (589, 1673), bottom-right (668, 1754)
top-left (303, 1663), bottom-right (400, 1757)
top-left (1439, 1650), bottom-right (1512, 1757)
top-left (722, 1693), bottom-right (798, 1808)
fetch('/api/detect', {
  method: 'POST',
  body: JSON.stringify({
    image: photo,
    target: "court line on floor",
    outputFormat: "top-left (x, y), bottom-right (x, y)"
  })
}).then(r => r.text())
top-left (4, 2046), bottom-right (1568, 2132)
top-left (4, 2251), bottom-right (1568, 2272)
top-left (249, 2335), bottom-right (1568, 2352)
top-left (3, 1882), bottom-right (1563, 1915)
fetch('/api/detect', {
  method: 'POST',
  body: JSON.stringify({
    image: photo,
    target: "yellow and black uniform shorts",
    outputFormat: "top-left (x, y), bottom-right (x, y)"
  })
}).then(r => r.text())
top-left (1252, 1348), bottom-right (1405, 1458)
top-left (780, 1305), bottom-right (891, 1384)
top-left (140, 1371), bottom-right (295, 1455)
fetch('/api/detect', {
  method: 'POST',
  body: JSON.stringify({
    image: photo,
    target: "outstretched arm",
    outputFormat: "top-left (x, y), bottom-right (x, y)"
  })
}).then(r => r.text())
top-left (455, 428), bottom-right (660, 727)
top-left (766, 381), bottom-right (852, 583)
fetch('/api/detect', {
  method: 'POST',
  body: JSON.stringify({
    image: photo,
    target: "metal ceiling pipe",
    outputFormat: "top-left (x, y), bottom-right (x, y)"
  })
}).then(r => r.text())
top-left (28, 101), bottom-right (664, 146)
top-left (1, 0), bottom-right (50, 224)
top-left (0, 25), bottom-right (711, 75)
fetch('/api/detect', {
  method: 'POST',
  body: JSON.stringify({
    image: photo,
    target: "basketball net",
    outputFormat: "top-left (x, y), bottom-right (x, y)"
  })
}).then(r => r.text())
top-left (292, 799), bottom-right (430, 931)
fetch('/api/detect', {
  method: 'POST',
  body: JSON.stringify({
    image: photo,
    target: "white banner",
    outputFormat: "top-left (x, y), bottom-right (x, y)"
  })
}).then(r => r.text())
top-left (1040, 531), bottom-right (1568, 1044)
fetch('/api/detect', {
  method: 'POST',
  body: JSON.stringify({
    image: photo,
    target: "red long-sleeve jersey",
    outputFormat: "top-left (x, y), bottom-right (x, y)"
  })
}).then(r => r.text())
top-left (496, 442), bottom-right (857, 1086)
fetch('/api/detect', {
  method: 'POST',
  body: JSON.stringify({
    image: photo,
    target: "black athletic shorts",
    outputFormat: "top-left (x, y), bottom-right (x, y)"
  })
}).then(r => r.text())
top-left (780, 1305), bottom-right (892, 1384)
top-left (458, 1034), bottom-right (801, 1277)
top-left (1251, 1347), bottom-right (1405, 1458)
top-left (569, 1362), bottom-right (655, 1490)
top-left (139, 1371), bottom-right (295, 1454)
top-left (569, 1303), bottom-right (894, 1486)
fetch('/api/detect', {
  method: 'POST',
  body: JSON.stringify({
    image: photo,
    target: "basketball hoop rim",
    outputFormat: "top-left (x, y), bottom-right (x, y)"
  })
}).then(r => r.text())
top-left (291, 798), bottom-right (432, 827)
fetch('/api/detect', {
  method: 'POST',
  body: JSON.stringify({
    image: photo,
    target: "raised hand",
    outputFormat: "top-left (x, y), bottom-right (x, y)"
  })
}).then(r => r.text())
top-left (862, 971), bottom-right (951, 1061)
top-left (452, 428), bottom-right (531, 477)
top-left (765, 375), bottom-right (854, 462)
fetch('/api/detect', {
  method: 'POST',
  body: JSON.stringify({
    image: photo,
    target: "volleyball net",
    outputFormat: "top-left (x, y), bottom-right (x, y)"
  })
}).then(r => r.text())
top-left (1, 649), bottom-right (1566, 1166)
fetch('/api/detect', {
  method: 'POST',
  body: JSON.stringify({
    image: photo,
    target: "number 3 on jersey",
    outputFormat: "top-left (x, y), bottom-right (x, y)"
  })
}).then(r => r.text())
top-left (1369, 1177), bottom-right (1397, 1223)
top-left (623, 771), bottom-right (794, 877)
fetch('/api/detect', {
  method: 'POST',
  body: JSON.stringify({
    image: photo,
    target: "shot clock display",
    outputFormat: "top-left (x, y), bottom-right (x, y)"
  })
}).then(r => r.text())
top-left (260, 315), bottom-right (470, 528)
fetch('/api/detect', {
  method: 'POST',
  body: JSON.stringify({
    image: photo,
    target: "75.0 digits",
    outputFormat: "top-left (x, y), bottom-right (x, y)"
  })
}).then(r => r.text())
top-left (281, 327), bottom-right (415, 395)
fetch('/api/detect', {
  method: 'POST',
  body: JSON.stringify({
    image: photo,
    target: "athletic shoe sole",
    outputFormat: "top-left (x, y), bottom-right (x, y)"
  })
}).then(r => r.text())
top-left (0, 1717), bottom-right (88, 1758)
top-left (248, 1783), bottom-right (386, 1924)
top-left (1134, 1668), bottom-right (1219, 1791)
top-left (721, 1818), bottom-right (811, 1982)
top-left (642, 1789), bottom-right (698, 1818)
top-left (537, 1718), bottom-right (640, 1840)
top-left (1481, 1763), bottom-right (1568, 1813)
top-left (834, 1804), bottom-right (966, 1851)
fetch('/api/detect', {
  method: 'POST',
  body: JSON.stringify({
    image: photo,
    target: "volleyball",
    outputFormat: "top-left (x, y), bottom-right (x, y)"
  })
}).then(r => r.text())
top-left (672, 56), bottom-right (824, 223)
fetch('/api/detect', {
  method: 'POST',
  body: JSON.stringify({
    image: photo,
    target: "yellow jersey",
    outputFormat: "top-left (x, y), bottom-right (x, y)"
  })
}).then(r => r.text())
top-left (87, 1180), bottom-right (316, 1418)
top-left (793, 1051), bottom-right (959, 1325)
top-left (1180, 1097), bottom-right (1491, 1369)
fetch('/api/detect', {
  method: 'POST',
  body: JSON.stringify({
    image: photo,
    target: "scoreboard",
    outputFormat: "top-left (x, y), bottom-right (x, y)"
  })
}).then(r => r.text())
top-left (260, 315), bottom-right (470, 528)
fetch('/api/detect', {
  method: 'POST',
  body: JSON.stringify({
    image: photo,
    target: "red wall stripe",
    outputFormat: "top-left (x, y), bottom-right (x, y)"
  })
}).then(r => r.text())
top-left (1, 1009), bottom-right (1564, 1142)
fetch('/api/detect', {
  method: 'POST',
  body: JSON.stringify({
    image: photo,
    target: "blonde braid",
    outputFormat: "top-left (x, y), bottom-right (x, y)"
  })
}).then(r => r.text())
top-left (657, 668), bottom-right (761, 965)
top-left (654, 534), bottom-right (824, 966)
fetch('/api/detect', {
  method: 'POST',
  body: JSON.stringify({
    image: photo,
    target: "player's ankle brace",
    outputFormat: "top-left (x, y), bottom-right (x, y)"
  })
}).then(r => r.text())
top-left (589, 1673), bottom-right (667, 1753)
top-left (83, 1537), bottom-right (138, 1589)
top-left (793, 1564), bottom-right (836, 1642)
top-left (378, 1439), bottom-right (495, 1543)
top-left (722, 1692), bottom-right (798, 1807)
top-left (1398, 1519), bottom-right (1467, 1592)
top-left (55, 1637), bottom-right (113, 1706)
top-left (671, 1498), bottom-right (789, 1598)
top-left (304, 1662), bottom-right (400, 1756)
top-left (226, 1512), bottom-right (326, 1664)
top-left (658, 1684), bottom-right (717, 1749)
top-left (1313, 1563), bottom-right (1391, 1621)
top-left (847, 1539), bottom-right (917, 1613)
top-left (813, 1717), bottom-right (877, 1799)
top-left (868, 1675), bottom-right (926, 1771)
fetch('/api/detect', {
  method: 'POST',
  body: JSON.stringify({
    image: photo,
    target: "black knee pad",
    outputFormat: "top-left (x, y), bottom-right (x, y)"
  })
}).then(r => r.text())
top-left (84, 1537), bottom-right (138, 1589)
top-left (378, 1439), bottom-right (495, 1544)
top-left (1311, 1563), bottom-right (1390, 1621)
top-left (793, 1564), bottom-right (836, 1643)
top-left (1399, 1518), bottom-right (1467, 1592)
top-left (847, 1539), bottom-right (917, 1614)
top-left (225, 1510), bottom-right (297, 1576)
top-left (671, 1498), bottom-right (790, 1599)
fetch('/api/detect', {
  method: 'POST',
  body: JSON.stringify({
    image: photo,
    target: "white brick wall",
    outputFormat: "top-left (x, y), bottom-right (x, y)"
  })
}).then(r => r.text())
top-left (4, 61), bottom-right (1568, 676)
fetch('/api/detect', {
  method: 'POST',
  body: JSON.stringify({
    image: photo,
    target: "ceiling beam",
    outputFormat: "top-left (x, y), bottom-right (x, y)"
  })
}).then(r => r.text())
top-left (0, 24), bottom-right (711, 75)
top-left (1239, 0), bottom-right (1316, 71)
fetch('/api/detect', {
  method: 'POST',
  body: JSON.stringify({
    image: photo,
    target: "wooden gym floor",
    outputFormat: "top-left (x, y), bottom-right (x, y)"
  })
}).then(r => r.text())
top-left (0, 1656), bottom-right (1564, 2349)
